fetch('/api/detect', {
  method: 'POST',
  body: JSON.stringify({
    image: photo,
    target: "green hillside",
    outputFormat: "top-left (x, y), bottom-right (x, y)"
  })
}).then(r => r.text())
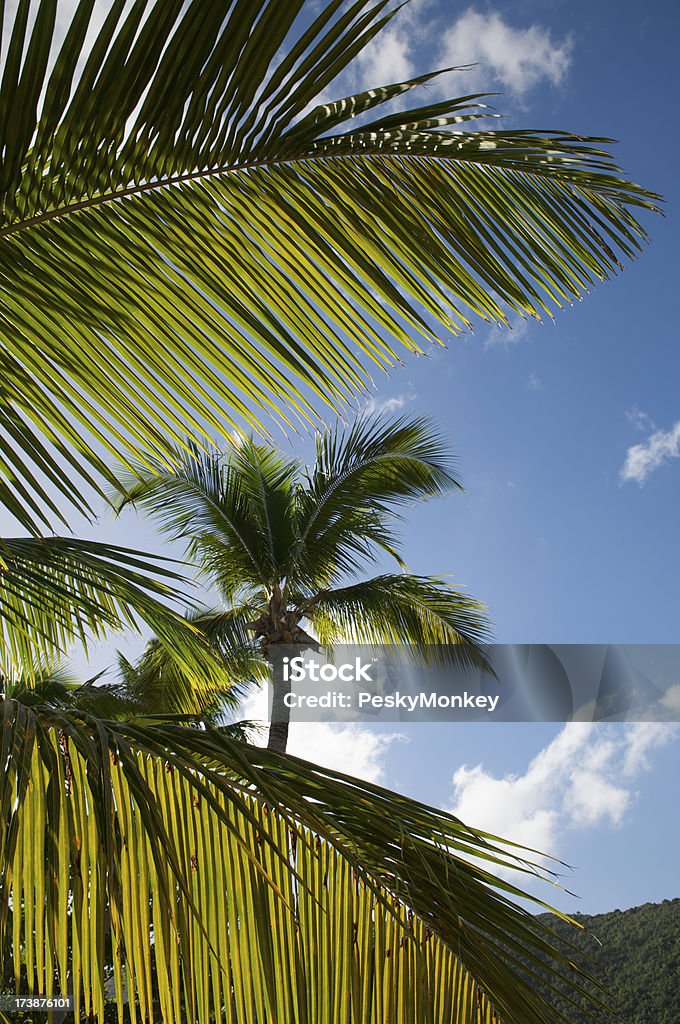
top-left (535, 898), bottom-right (680, 1023)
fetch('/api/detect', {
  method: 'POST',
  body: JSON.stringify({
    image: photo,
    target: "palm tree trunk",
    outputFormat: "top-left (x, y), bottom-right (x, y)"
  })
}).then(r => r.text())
top-left (267, 648), bottom-right (290, 753)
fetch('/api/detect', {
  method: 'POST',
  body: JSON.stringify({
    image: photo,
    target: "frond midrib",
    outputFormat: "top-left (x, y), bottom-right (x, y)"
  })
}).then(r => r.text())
top-left (1, 146), bottom-right (648, 241)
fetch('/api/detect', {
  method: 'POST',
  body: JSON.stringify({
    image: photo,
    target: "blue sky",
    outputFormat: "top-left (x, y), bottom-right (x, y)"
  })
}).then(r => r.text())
top-left (10, 0), bottom-right (679, 917)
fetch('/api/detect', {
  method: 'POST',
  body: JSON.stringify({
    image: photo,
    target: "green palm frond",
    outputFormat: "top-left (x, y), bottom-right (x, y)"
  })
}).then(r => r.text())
top-left (1, 0), bottom-right (660, 533)
top-left (309, 573), bottom-right (492, 671)
top-left (6, 670), bottom-right (143, 719)
top-left (4, 636), bottom-right (265, 727)
top-left (1, 660), bottom-right (82, 702)
top-left (121, 606), bottom-right (269, 717)
top-left (0, 536), bottom-right (223, 685)
top-left (293, 415), bottom-right (463, 586)
top-left (0, 702), bottom-right (608, 1024)
top-left (114, 439), bottom-right (300, 601)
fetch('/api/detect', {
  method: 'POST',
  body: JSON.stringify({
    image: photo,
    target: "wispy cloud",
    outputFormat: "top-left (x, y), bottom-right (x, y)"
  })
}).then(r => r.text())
top-left (620, 421), bottom-right (680, 485)
top-left (484, 317), bottom-right (533, 348)
top-left (335, 3), bottom-right (572, 113)
top-left (439, 8), bottom-right (573, 98)
top-left (446, 723), bottom-right (678, 864)
top-left (626, 405), bottom-right (655, 432)
top-left (528, 371), bottom-right (543, 391)
top-left (363, 391), bottom-right (416, 415)
top-left (355, 24), bottom-right (416, 86)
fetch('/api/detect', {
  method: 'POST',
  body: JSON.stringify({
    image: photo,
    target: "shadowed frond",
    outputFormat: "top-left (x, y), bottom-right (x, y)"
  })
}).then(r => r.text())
top-left (120, 606), bottom-right (269, 717)
top-left (1, 661), bottom-right (83, 702)
top-left (309, 573), bottom-right (492, 671)
top-left (292, 415), bottom-right (463, 585)
top-left (0, 536), bottom-right (222, 685)
top-left (4, 649), bottom-right (264, 735)
top-left (0, 0), bottom-right (661, 532)
top-left (113, 439), bottom-right (301, 600)
top-left (5, 669), bottom-right (145, 718)
top-left (0, 703), bottom-right (608, 1024)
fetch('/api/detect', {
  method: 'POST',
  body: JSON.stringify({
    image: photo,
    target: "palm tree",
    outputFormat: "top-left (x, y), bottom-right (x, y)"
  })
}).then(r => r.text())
top-left (3, 612), bottom-right (265, 740)
top-left (115, 417), bottom-right (493, 754)
top-left (0, 1), bottom-right (661, 1019)
top-left (1, 424), bottom-right (610, 1024)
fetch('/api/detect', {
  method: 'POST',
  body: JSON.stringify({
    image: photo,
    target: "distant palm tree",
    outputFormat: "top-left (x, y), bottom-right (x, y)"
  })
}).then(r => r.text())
top-left (4, 609), bottom-right (265, 741)
top-left (115, 416), bottom-right (492, 752)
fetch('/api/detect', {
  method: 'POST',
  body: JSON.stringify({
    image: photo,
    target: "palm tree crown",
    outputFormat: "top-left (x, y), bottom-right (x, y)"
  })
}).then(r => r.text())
top-left (116, 416), bottom-right (492, 751)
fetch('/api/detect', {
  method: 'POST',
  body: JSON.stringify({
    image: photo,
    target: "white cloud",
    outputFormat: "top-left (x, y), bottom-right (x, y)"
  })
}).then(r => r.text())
top-left (484, 317), bottom-right (533, 348)
top-left (355, 25), bottom-right (415, 86)
top-left (621, 722), bottom-right (677, 775)
top-left (563, 767), bottom-right (629, 828)
top-left (528, 371), bottom-right (543, 391)
top-left (620, 421), bottom-right (680, 485)
top-left (660, 684), bottom-right (680, 716)
top-left (286, 723), bottom-right (403, 783)
top-left (363, 391), bottom-right (416, 415)
top-left (446, 723), bottom-right (679, 862)
top-left (440, 9), bottom-right (573, 98)
top-left (626, 405), bottom-right (655, 432)
top-left (238, 685), bottom-right (403, 784)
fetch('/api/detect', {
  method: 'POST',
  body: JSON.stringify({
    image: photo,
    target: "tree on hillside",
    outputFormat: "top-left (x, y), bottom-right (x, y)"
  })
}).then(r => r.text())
top-left (115, 416), bottom-right (493, 753)
top-left (0, 0), bottom-right (659, 1020)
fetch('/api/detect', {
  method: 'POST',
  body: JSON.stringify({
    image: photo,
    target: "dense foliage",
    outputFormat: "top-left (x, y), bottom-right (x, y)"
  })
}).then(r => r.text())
top-left (536, 899), bottom-right (680, 1023)
top-left (4, 897), bottom-right (677, 1022)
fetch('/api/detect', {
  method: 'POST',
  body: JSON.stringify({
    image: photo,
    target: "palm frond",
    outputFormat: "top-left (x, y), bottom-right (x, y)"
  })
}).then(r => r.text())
top-left (0, 702), bottom-right (608, 1024)
top-left (0, 0), bottom-right (660, 533)
top-left (1, 661), bottom-right (82, 703)
top-left (113, 441), bottom-right (299, 600)
top-left (226, 436), bottom-right (302, 579)
top-left (309, 414), bottom-right (463, 507)
top-left (121, 606), bottom-right (269, 717)
top-left (309, 573), bottom-right (493, 671)
top-left (0, 536), bottom-right (221, 685)
top-left (291, 415), bottom-right (463, 587)
top-left (6, 671), bottom-right (146, 719)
